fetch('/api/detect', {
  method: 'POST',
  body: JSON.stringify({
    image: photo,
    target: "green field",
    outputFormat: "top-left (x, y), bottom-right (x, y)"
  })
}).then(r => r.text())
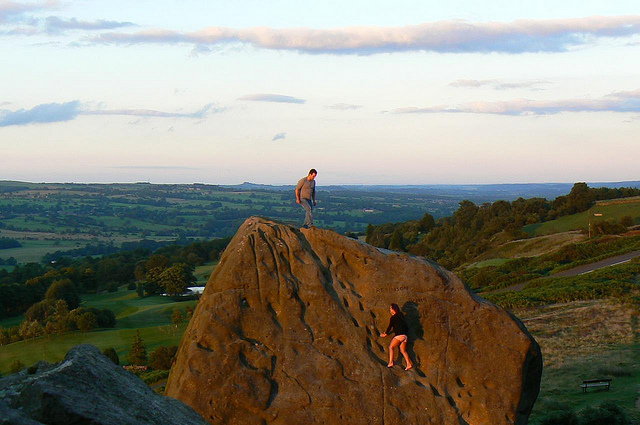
top-left (524, 201), bottom-right (640, 237)
top-left (466, 258), bottom-right (510, 269)
top-left (193, 263), bottom-right (216, 284)
top-left (529, 344), bottom-right (640, 424)
top-left (0, 287), bottom-right (198, 375)
top-left (0, 238), bottom-right (85, 263)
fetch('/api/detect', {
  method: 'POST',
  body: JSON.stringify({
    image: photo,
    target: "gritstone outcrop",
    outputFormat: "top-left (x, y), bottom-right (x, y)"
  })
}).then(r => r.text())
top-left (0, 345), bottom-right (207, 425)
top-left (166, 217), bottom-right (542, 425)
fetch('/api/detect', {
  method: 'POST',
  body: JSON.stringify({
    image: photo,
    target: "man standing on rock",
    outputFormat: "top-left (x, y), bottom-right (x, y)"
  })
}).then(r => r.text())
top-left (295, 169), bottom-right (317, 228)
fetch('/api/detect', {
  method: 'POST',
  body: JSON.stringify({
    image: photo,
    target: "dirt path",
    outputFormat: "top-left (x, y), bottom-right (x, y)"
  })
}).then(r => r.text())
top-left (485, 250), bottom-right (640, 294)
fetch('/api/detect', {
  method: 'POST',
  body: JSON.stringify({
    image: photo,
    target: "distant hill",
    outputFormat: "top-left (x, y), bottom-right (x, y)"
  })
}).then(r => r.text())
top-left (224, 181), bottom-right (640, 202)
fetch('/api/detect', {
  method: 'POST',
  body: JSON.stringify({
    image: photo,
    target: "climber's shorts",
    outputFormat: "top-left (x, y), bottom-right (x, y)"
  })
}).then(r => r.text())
top-left (392, 335), bottom-right (408, 343)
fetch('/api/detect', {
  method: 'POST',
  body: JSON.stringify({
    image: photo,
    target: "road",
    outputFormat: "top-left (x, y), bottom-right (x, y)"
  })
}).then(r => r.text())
top-left (485, 249), bottom-right (640, 294)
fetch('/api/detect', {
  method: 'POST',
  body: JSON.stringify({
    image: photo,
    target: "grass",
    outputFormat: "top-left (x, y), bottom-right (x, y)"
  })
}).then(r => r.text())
top-left (0, 239), bottom-right (85, 263)
top-left (529, 345), bottom-right (640, 424)
top-left (193, 262), bottom-right (216, 284)
top-left (0, 324), bottom-right (188, 376)
top-left (0, 287), bottom-right (198, 375)
top-left (466, 258), bottom-right (510, 268)
top-left (523, 201), bottom-right (640, 237)
top-left (516, 299), bottom-right (640, 423)
top-left (475, 231), bottom-right (586, 261)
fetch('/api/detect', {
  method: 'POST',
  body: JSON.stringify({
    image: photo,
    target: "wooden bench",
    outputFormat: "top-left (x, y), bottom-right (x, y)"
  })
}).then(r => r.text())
top-left (580, 378), bottom-right (612, 392)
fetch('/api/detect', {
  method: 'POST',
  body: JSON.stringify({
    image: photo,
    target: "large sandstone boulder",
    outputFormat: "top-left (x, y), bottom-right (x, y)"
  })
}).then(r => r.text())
top-left (0, 344), bottom-right (207, 425)
top-left (166, 217), bottom-right (542, 425)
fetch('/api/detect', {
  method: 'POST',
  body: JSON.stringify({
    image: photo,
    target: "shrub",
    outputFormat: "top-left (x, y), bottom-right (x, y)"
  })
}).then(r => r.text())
top-left (127, 281), bottom-right (137, 290)
top-left (107, 281), bottom-right (119, 292)
top-left (149, 345), bottom-right (178, 370)
top-left (140, 369), bottom-right (170, 384)
top-left (102, 347), bottom-right (120, 365)
top-left (9, 359), bottom-right (25, 374)
top-left (580, 401), bottom-right (629, 425)
top-left (538, 409), bottom-right (579, 425)
top-left (620, 216), bottom-right (634, 227)
top-left (597, 365), bottom-right (632, 377)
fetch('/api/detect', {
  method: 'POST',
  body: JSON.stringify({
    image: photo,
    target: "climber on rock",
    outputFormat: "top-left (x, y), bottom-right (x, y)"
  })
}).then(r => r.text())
top-left (380, 303), bottom-right (413, 371)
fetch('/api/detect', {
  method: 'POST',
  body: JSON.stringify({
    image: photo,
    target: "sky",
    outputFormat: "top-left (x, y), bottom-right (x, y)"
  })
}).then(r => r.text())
top-left (1, 0), bottom-right (640, 185)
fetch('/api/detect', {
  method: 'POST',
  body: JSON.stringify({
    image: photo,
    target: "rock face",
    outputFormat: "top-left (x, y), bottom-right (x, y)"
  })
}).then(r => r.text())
top-left (0, 344), bottom-right (207, 425)
top-left (166, 217), bottom-right (542, 425)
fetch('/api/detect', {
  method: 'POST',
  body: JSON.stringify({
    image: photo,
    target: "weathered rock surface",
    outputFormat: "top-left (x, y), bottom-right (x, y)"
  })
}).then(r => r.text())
top-left (166, 217), bottom-right (542, 425)
top-left (0, 344), bottom-right (207, 425)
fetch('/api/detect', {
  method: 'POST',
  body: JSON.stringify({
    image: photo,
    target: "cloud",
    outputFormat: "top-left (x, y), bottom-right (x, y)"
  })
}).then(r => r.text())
top-left (326, 103), bottom-right (363, 110)
top-left (110, 165), bottom-right (199, 170)
top-left (0, 101), bottom-right (226, 127)
top-left (91, 16), bottom-right (640, 55)
top-left (272, 132), bottom-right (286, 141)
top-left (449, 79), bottom-right (551, 90)
top-left (392, 89), bottom-right (640, 116)
top-left (45, 16), bottom-right (135, 33)
top-left (0, 0), bottom-right (56, 24)
top-left (0, 100), bottom-right (81, 126)
top-left (238, 93), bottom-right (305, 104)
top-left (85, 103), bottom-right (226, 118)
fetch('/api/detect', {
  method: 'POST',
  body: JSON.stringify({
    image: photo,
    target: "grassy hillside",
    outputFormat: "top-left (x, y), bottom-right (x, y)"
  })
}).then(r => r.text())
top-left (0, 286), bottom-right (199, 375)
top-left (518, 300), bottom-right (640, 423)
top-left (470, 231), bottom-right (586, 265)
top-left (524, 200), bottom-right (640, 237)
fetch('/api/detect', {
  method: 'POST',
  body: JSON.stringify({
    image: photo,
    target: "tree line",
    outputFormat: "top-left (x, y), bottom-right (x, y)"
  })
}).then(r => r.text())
top-left (0, 236), bottom-right (231, 321)
top-left (366, 183), bottom-right (640, 269)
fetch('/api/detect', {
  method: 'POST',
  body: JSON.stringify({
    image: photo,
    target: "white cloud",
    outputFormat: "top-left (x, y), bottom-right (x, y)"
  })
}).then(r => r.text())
top-left (45, 16), bottom-right (135, 33)
top-left (238, 93), bottom-right (305, 104)
top-left (92, 15), bottom-right (640, 55)
top-left (272, 132), bottom-right (286, 141)
top-left (0, 101), bottom-right (227, 127)
top-left (449, 79), bottom-right (550, 90)
top-left (393, 89), bottom-right (640, 115)
top-left (326, 103), bottom-right (363, 110)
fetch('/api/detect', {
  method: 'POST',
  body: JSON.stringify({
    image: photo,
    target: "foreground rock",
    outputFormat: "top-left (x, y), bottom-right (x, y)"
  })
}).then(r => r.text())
top-left (166, 217), bottom-right (542, 425)
top-left (0, 345), bottom-right (207, 425)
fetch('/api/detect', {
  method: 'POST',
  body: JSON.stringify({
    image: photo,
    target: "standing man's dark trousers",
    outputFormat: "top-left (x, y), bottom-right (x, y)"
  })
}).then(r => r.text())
top-left (301, 198), bottom-right (313, 227)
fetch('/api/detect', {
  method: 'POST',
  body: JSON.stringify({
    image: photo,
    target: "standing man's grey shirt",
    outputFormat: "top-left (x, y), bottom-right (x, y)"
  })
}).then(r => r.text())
top-left (296, 177), bottom-right (316, 200)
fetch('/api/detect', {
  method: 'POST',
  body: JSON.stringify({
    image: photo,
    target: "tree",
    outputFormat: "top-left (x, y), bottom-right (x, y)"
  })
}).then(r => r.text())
top-left (44, 321), bottom-right (56, 339)
top-left (171, 308), bottom-right (184, 328)
top-left (365, 223), bottom-right (374, 244)
top-left (103, 347), bottom-right (120, 365)
top-left (160, 263), bottom-right (195, 296)
top-left (77, 312), bottom-right (97, 333)
top-left (149, 345), bottom-right (178, 370)
top-left (128, 329), bottom-right (147, 365)
top-left (145, 254), bottom-right (169, 272)
top-left (185, 305), bottom-right (194, 318)
top-left (388, 229), bottom-right (404, 251)
top-left (53, 300), bottom-right (70, 335)
top-left (25, 299), bottom-right (56, 322)
top-left (417, 213), bottom-right (435, 233)
top-left (28, 321), bottom-right (43, 339)
top-left (144, 267), bottom-right (164, 295)
top-left (45, 278), bottom-right (80, 309)
top-left (136, 281), bottom-right (144, 298)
